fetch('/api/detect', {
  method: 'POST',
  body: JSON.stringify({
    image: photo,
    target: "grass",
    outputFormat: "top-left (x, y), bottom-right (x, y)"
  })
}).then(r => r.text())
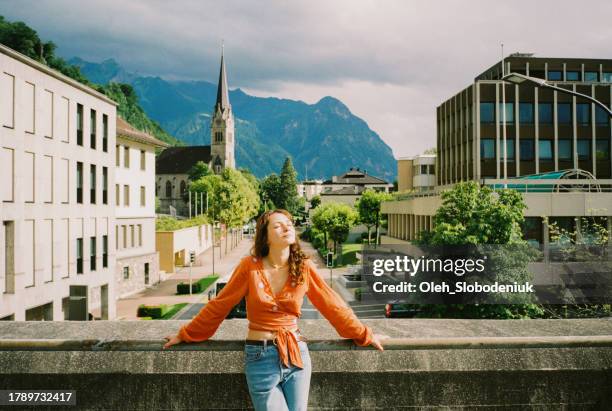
top-left (160, 303), bottom-right (188, 320)
top-left (335, 243), bottom-right (362, 267)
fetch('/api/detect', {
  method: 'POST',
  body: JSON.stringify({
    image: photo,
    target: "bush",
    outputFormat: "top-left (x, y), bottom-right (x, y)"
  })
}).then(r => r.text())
top-left (176, 275), bottom-right (219, 295)
top-left (354, 287), bottom-right (366, 301)
top-left (300, 227), bottom-right (313, 242)
top-left (137, 304), bottom-right (171, 319)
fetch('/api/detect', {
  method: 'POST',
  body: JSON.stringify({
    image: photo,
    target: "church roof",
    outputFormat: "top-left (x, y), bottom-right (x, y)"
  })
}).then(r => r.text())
top-left (156, 146), bottom-right (212, 174)
top-left (215, 50), bottom-right (231, 112)
top-left (116, 117), bottom-right (169, 148)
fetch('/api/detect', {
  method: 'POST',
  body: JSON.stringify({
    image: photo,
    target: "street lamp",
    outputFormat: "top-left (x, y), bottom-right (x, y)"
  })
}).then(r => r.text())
top-left (502, 72), bottom-right (612, 117)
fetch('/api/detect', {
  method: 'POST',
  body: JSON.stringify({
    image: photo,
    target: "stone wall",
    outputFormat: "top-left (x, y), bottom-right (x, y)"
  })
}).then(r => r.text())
top-left (1, 319), bottom-right (612, 409)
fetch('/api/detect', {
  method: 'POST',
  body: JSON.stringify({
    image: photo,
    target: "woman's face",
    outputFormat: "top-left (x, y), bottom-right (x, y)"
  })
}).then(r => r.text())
top-left (266, 212), bottom-right (296, 248)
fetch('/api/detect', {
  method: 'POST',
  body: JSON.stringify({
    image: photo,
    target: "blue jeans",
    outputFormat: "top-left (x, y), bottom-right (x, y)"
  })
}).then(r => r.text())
top-left (244, 339), bottom-right (312, 411)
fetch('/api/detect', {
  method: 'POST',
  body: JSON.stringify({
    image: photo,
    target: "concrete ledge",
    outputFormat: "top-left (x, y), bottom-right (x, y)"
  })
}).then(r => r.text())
top-left (1, 319), bottom-right (612, 409)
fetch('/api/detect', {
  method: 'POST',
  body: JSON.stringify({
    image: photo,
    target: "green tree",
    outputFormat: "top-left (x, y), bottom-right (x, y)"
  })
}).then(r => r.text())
top-left (279, 157), bottom-right (300, 214)
top-left (188, 161), bottom-right (211, 182)
top-left (356, 189), bottom-right (393, 245)
top-left (260, 173), bottom-right (283, 210)
top-left (310, 195), bottom-right (321, 209)
top-left (312, 202), bottom-right (358, 255)
top-left (427, 181), bottom-right (525, 245)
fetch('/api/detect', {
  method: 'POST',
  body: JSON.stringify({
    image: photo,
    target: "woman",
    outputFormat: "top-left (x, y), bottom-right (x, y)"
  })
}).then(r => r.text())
top-left (163, 209), bottom-right (387, 411)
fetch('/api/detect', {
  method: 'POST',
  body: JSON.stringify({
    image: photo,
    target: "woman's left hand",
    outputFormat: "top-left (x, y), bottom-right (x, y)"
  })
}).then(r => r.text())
top-left (370, 333), bottom-right (390, 351)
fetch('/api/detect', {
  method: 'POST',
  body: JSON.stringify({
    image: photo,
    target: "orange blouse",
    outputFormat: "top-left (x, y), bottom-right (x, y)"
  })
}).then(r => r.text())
top-left (178, 255), bottom-right (373, 369)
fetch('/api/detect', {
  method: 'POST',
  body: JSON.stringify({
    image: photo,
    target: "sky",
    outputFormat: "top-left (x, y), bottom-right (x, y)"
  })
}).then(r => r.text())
top-left (2, 0), bottom-right (611, 158)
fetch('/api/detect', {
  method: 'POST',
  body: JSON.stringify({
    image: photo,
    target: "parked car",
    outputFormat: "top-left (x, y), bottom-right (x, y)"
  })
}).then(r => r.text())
top-left (384, 302), bottom-right (420, 318)
top-left (215, 282), bottom-right (247, 318)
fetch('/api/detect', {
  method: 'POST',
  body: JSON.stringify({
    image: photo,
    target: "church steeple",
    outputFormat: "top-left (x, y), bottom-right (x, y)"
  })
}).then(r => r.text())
top-left (210, 45), bottom-right (235, 174)
top-left (215, 46), bottom-right (230, 113)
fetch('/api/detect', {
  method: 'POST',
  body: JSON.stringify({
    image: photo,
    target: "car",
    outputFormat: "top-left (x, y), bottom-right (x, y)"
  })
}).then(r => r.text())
top-left (384, 302), bottom-right (420, 318)
top-left (215, 282), bottom-right (247, 319)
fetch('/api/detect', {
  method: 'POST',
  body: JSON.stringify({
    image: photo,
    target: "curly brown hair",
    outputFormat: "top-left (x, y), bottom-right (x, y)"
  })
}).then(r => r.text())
top-left (251, 209), bottom-right (308, 285)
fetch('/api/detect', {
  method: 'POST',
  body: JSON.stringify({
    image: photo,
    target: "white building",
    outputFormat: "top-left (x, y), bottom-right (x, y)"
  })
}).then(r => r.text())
top-left (397, 154), bottom-right (436, 192)
top-left (115, 118), bottom-right (168, 298)
top-left (0, 44), bottom-right (117, 321)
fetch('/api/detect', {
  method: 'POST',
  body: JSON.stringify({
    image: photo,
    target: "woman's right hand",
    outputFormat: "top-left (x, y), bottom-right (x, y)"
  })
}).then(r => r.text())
top-left (162, 333), bottom-right (183, 349)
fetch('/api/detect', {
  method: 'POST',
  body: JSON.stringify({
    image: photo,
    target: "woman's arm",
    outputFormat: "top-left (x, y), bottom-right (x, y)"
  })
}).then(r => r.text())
top-left (172, 259), bottom-right (249, 344)
top-left (305, 260), bottom-right (373, 347)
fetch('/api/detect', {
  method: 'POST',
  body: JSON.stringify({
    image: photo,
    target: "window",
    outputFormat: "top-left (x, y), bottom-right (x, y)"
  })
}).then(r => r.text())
top-left (520, 140), bottom-right (535, 161)
top-left (480, 103), bottom-right (495, 123)
top-left (102, 167), bottom-right (108, 204)
top-left (585, 71), bottom-right (599, 82)
top-left (596, 106), bottom-right (609, 125)
top-left (76, 104), bottom-right (83, 146)
top-left (76, 238), bottom-right (83, 274)
top-left (180, 180), bottom-right (186, 196)
top-left (165, 181), bottom-right (172, 198)
top-left (90, 237), bottom-right (96, 271)
top-left (90, 109), bottom-right (96, 149)
top-left (420, 165), bottom-right (428, 174)
top-left (566, 71), bottom-right (580, 81)
top-left (90, 165), bottom-right (96, 204)
top-left (115, 184), bottom-right (120, 206)
top-left (140, 186), bottom-right (145, 207)
top-left (215, 131), bottom-right (223, 142)
top-left (124, 185), bottom-right (130, 206)
top-left (519, 103), bottom-right (534, 124)
top-left (123, 266), bottom-right (129, 280)
top-left (539, 140), bottom-right (553, 160)
top-left (115, 225), bottom-right (119, 250)
top-left (539, 103), bottom-right (553, 124)
top-left (102, 235), bottom-right (108, 268)
top-left (144, 263), bottom-right (149, 285)
top-left (115, 145), bottom-right (120, 166)
top-left (557, 103), bottom-right (572, 124)
top-left (576, 103), bottom-right (590, 125)
top-left (596, 139), bottom-right (610, 160)
top-left (76, 162), bottom-right (83, 204)
top-left (603, 72), bottom-right (612, 83)
top-left (558, 139), bottom-right (572, 160)
top-left (138, 225), bottom-right (143, 247)
top-left (124, 146), bottom-right (130, 168)
top-left (102, 114), bottom-right (108, 152)
top-left (480, 139), bottom-right (495, 160)
top-left (130, 225), bottom-right (135, 247)
top-left (122, 225), bottom-right (127, 248)
top-left (140, 150), bottom-right (146, 170)
top-left (577, 140), bottom-right (590, 160)
top-left (503, 139), bottom-right (515, 160)
top-left (500, 102), bottom-right (514, 124)
top-left (548, 70), bottom-right (562, 81)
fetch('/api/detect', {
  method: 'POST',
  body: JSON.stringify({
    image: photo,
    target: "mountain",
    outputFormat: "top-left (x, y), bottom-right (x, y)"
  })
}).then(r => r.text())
top-left (70, 58), bottom-right (397, 181)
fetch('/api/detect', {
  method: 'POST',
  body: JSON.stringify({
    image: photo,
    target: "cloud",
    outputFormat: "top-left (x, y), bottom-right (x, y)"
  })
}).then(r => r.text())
top-left (1, 0), bottom-right (611, 157)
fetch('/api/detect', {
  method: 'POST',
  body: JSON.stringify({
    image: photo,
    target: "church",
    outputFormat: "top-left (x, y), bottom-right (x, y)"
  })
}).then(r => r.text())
top-left (156, 50), bottom-right (236, 215)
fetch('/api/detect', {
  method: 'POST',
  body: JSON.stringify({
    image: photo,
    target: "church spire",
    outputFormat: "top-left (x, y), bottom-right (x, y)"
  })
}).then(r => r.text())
top-left (215, 45), bottom-right (230, 112)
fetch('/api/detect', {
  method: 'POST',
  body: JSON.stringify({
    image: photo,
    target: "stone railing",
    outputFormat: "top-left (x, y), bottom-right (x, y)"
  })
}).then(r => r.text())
top-left (1, 319), bottom-right (612, 409)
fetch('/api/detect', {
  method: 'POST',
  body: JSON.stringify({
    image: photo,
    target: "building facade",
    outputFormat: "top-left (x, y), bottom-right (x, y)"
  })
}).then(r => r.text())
top-left (0, 44), bottom-right (117, 321)
top-left (397, 154), bottom-right (436, 192)
top-left (115, 118), bottom-right (167, 298)
top-left (383, 55), bottom-right (612, 248)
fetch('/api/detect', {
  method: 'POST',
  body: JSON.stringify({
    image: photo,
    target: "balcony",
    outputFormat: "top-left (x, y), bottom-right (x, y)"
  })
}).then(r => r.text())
top-left (1, 319), bottom-right (612, 409)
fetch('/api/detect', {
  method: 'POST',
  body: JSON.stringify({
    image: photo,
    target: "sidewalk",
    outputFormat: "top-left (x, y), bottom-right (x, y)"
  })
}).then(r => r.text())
top-left (115, 236), bottom-right (254, 320)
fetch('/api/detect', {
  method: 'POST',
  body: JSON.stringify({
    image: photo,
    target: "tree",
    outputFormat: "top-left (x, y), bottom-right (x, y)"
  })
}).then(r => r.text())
top-left (423, 147), bottom-right (437, 155)
top-left (427, 181), bottom-right (525, 245)
top-left (310, 195), bottom-right (321, 209)
top-left (188, 161), bottom-right (211, 182)
top-left (312, 202), bottom-right (358, 254)
top-left (279, 157), bottom-right (300, 214)
top-left (356, 189), bottom-right (393, 245)
top-left (260, 173), bottom-right (283, 210)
